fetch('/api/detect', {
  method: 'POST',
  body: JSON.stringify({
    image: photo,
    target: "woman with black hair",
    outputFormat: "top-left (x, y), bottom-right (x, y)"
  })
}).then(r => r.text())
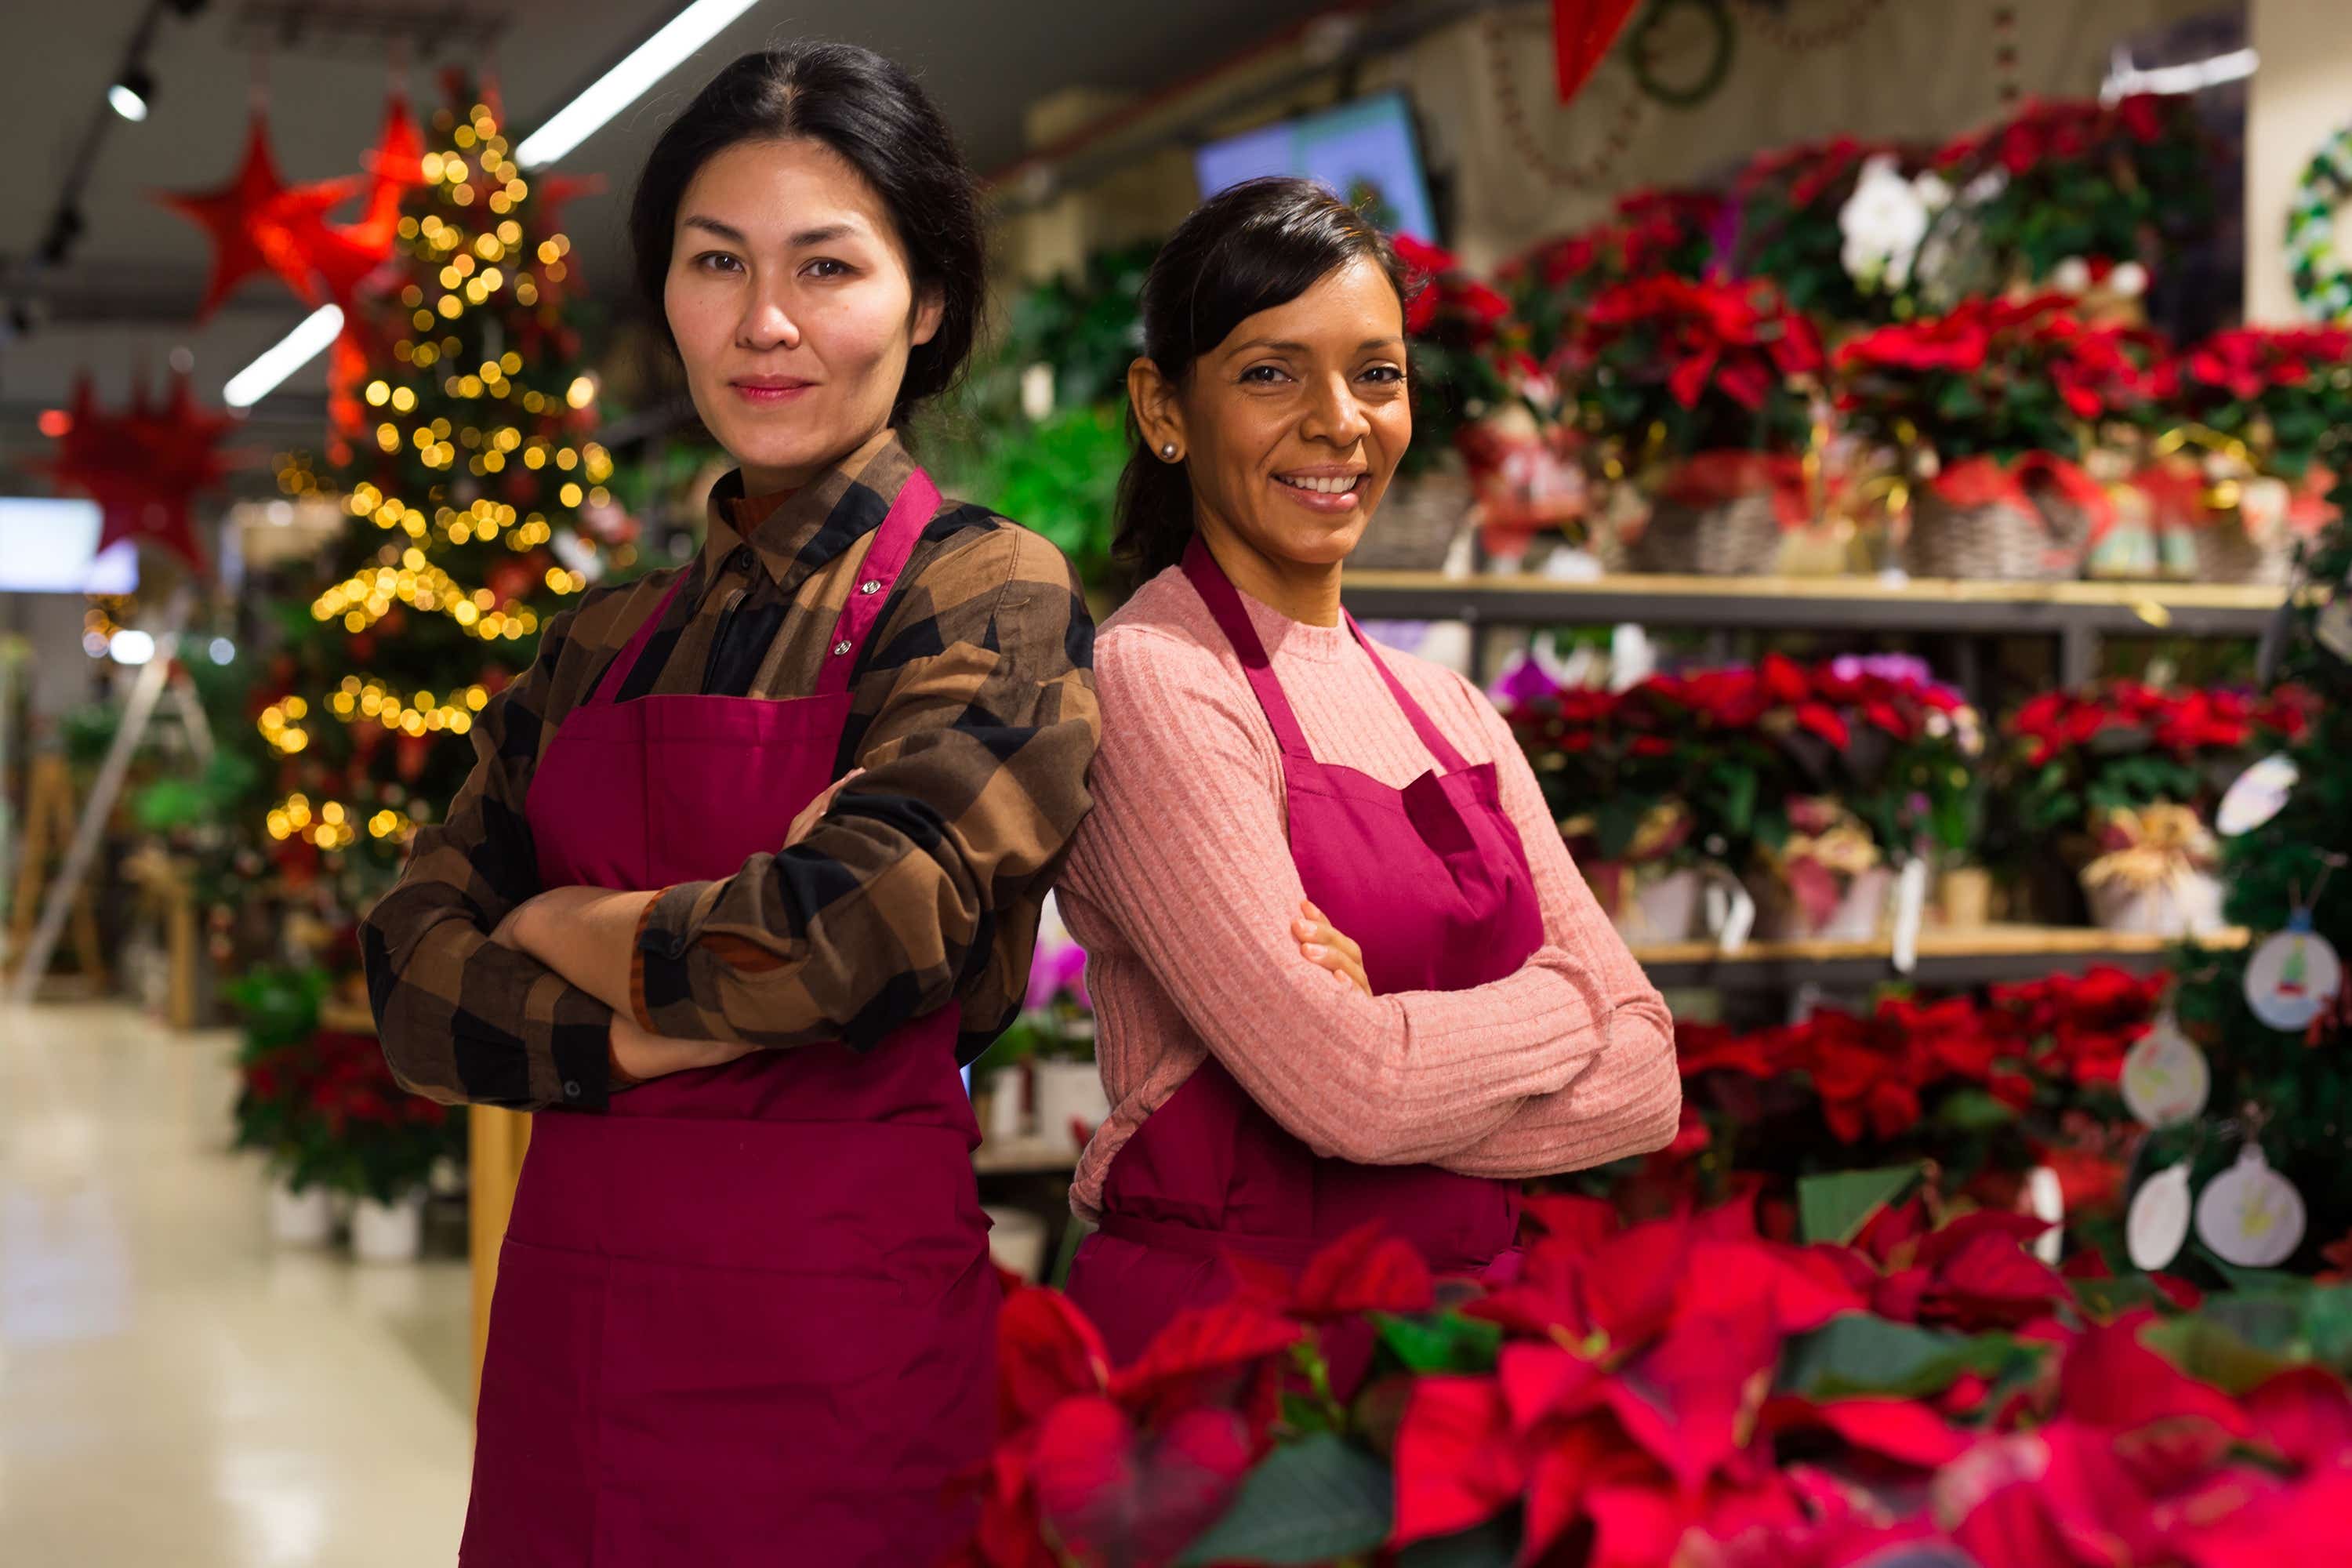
top-left (360, 44), bottom-right (1098, 1563)
top-left (1055, 178), bottom-right (1679, 1371)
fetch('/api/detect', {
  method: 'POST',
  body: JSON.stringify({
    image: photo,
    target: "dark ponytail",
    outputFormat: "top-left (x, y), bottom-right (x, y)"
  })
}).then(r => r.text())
top-left (1114, 176), bottom-right (1413, 586)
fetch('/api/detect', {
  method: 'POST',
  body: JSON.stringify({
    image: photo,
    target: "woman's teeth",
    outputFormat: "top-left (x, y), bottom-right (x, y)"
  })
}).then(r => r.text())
top-left (1278, 474), bottom-right (1361, 495)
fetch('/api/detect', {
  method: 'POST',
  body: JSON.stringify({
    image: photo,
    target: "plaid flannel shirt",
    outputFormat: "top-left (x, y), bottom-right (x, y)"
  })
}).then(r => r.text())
top-left (360, 430), bottom-right (1100, 1112)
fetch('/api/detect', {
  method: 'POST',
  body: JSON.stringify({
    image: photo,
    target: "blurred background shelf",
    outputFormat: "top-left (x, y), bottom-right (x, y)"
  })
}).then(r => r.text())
top-left (1631, 922), bottom-right (2249, 990)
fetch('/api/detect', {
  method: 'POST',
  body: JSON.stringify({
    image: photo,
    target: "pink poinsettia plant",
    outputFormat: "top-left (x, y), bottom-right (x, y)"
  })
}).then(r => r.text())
top-left (953, 1193), bottom-right (2352, 1566)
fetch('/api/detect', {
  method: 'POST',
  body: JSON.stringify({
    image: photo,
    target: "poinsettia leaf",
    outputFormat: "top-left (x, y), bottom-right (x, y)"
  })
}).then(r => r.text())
top-left (1799, 1164), bottom-right (1927, 1247)
top-left (1394, 1510), bottom-right (1523, 1568)
top-left (1174, 1432), bottom-right (1392, 1566)
top-left (2197, 1293), bottom-right (2313, 1361)
top-left (1374, 1311), bottom-right (1505, 1376)
top-left (2299, 1287), bottom-right (2352, 1370)
top-left (1777, 1314), bottom-right (2038, 1400)
top-left (2142, 1313), bottom-right (2299, 1397)
top-left (1932, 1087), bottom-right (2019, 1131)
top-left (2069, 1273), bottom-right (2190, 1321)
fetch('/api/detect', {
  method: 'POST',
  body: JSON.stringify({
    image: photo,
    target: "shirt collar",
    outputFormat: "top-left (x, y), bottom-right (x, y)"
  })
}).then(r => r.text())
top-left (700, 427), bottom-right (919, 587)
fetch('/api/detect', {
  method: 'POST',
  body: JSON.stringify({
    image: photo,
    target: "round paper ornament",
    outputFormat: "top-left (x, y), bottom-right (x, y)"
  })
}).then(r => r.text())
top-left (2121, 1013), bottom-right (2211, 1129)
top-left (2244, 911), bottom-right (2345, 1033)
top-left (2128, 1163), bottom-right (2193, 1272)
top-left (2216, 753), bottom-right (2299, 837)
top-left (2194, 1143), bottom-right (2307, 1269)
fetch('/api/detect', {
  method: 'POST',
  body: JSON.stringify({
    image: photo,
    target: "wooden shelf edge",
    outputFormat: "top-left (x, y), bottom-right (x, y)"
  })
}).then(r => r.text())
top-left (1344, 571), bottom-right (2292, 613)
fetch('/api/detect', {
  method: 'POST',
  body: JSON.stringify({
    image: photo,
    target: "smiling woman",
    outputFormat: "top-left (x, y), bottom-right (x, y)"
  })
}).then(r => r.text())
top-left (1058, 177), bottom-right (1680, 1371)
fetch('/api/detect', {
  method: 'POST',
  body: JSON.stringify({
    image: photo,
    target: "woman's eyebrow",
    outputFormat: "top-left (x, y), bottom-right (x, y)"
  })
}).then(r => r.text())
top-left (1226, 335), bottom-right (1406, 355)
top-left (680, 216), bottom-right (862, 248)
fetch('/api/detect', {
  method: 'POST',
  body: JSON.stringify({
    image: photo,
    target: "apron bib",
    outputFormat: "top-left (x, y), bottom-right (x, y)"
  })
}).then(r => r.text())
top-left (461, 470), bottom-right (996, 1567)
top-left (1063, 539), bottom-right (1546, 1383)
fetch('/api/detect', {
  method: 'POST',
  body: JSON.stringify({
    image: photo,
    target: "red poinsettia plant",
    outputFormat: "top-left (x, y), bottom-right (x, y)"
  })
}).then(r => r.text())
top-left (1392, 233), bottom-right (1516, 475)
top-left (1556, 274), bottom-right (1826, 528)
top-left (2169, 325), bottom-right (2352, 479)
top-left (1930, 93), bottom-right (2216, 290)
top-left (957, 1192), bottom-right (2352, 1566)
top-left (2009, 679), bottom-right (2314, 839)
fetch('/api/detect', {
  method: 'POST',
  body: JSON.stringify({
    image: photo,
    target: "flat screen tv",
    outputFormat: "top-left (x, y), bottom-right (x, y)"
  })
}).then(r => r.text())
top-left (0, 497), bottom-right (138, 593)
top-left (1193, 90), bottom-right (1439, 244)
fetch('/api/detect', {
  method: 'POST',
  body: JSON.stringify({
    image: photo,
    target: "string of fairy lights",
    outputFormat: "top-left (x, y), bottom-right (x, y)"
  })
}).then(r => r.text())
top-left (260, 99), bottom-right (605, 855)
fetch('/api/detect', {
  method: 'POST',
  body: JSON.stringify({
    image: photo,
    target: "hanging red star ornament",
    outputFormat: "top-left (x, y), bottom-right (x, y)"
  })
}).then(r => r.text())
top-left (27, 371), bottom-right (237, 573)
top-left (310, 91), bottom-right (427, 314)
top-left (1551, 0), bottom-right (1642, 102)
top-left (155, 114), bottom-right (298, 318)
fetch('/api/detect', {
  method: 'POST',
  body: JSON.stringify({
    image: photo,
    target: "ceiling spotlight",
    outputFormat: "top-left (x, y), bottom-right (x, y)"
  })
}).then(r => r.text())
top-left (110, 67), bottom-right (154, 122)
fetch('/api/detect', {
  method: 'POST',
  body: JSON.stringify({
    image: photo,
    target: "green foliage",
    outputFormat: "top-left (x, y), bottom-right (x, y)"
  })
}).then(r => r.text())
top-left (1177, 1433), bottom-right (1392, 1566)
top-left (1798, 1162), bottom-right (1926, 1245)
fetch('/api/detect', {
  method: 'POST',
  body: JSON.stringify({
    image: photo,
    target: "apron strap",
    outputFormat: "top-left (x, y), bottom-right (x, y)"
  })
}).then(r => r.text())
top-left (584, 572), bottom-right (691, 708)
top-left (1345, 611), bottom-right (1474, 775)
top-left (1180, 535), bottom-right (1316, 760)
top-left (813, 468), bottom-right (942, 699)
top-left (1182, 536), bottom-right (1468, 775)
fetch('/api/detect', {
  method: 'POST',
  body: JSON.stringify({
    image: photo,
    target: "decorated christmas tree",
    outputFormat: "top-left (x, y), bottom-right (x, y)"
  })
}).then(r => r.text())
top-left (252, 73), bottom-right (624, 902)
top-left (2155, 432), bottom-right (2352, 1273)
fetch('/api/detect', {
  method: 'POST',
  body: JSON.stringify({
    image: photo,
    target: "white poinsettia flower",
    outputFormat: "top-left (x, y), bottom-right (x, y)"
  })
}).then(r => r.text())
top-left (1962, 168), bottom-right (2009, 206)
top-left (1912, 171), bottom-right (1955, 211)
top-left (1839, 154), bottom-right (1930, 290)
top-left (2052, 257), bottom-right (2093, 295)
top-left (2110, 260), bottom-right (2150, 298)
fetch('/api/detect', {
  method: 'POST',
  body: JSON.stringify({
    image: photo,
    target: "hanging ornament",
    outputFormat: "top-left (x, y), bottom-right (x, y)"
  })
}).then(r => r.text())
top-left (2127, 1162), bottom-right (2193, 1272)
top-left (2216, 753), bottom-right (2300, 837)
top-left (2121, 1012), bottom-right (2211, 1128)
top-left (2245, 910), bottom-right (2345, 1033)
top-left (1550, 0), bottom-right (1642, 102)
top-left (27, 369), bottom-right (234, 572)
top-left (155, 110), bottom-right (374, 318)
top-left (2194, 1142), bottom-right (2307, 1268)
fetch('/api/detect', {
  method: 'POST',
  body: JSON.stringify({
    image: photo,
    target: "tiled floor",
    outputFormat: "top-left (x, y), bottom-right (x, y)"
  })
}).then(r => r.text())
top-left (0, 1002), bottom-right (472, 1566)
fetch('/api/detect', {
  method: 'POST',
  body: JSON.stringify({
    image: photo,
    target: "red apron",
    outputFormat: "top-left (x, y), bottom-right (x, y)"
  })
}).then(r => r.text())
top-left (462, 470), bottom-right (995, 1566)
top-left (1062, 538), bottom-right (1545, 1377)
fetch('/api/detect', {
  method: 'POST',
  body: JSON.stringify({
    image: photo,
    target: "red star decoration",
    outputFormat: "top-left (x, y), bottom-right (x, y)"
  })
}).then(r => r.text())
top-left (1551, 0), bottom-right (1641, 103)
top-left (27, 371), bottom-right (238, 573)
top-left (155, 114), bottom-right (297, 319)
top-left (311, 92), bottom-right (428, 313)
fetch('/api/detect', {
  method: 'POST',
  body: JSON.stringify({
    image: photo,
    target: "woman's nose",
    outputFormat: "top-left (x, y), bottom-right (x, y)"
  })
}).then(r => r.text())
top-left (736, 291), bottom-right (802, 352)
top-left (1301, 372), bottom-right (1370, 445)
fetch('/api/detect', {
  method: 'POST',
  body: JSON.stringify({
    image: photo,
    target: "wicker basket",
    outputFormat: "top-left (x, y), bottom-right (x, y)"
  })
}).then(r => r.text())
top-left (2084, 868), bottom-right (2225, 937)
top-left (2190, 509), bottom-right (2298, 586)
top-left (1907, 494), bottom-right (2075, 581)
top-left (1628, 493), bottom-right (1784, 575)
top-left (1355, 462), bottom-right (1473, 570)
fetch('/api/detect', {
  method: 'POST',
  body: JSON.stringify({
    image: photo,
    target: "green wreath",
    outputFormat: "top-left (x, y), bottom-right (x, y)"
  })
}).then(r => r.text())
top-left (2288, 122), bottom-right (2352, 323)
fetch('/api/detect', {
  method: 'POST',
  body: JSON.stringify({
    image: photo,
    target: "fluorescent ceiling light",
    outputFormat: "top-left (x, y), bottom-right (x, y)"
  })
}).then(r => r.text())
top-left (223, 304), bottom-right (342, 407)
top-left (515, 0), bottom-right (765, 169)
top-left (2101, 46), bottom-right (2257, 103)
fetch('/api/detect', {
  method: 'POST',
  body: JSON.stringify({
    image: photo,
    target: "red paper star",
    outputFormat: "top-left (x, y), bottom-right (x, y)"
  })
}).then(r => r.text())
top-left (156, 114), bottom-right (295, 319)
top-left (28, 371), bottom-right (236, 573)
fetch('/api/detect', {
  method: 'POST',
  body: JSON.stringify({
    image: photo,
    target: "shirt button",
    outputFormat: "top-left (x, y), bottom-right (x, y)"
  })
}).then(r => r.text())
top-left (728, 546), bottom-right (754, 575)
top-left (833, 640), bottom-right (853, 655)
top-left (860, 579), bottom-right (882, 595)
top-left (563, 1080), bottom-right (582, 1100)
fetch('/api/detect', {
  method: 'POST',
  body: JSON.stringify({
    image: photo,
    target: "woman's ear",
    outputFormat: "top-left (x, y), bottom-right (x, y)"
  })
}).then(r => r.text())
top-left (910, 284), bottom-right (946, 349)
top-left (1127, 356), bottom-right (1186, 458)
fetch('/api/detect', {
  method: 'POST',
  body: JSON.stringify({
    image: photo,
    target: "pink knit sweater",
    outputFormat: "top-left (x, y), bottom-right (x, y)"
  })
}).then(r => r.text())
top-left (1059, 565), bottom-right (1682, 1222)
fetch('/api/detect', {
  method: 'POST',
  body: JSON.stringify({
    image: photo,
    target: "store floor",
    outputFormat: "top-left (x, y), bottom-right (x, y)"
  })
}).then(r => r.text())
top-left (0, 1002), bottom-right (472, 1566)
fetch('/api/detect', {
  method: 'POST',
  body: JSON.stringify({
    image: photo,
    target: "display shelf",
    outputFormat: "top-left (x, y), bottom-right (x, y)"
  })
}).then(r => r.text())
top-left (1342, 571), bottom-right (2288, 638)
top-left (1633, 922), bottom-right (2249, 990)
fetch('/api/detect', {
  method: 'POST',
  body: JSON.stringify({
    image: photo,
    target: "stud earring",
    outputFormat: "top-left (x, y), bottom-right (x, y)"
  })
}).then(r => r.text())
top-left (1161, 442), bottom-right (1178, 459)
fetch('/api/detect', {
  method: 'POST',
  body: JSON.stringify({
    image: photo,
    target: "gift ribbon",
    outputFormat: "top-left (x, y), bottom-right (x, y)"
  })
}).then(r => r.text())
top-left (2082, 804), bottom-right (2218, 897)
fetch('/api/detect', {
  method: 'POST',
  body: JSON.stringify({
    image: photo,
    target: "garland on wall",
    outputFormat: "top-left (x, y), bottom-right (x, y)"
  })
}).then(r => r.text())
top-left (2288, 122), bottom-right (2352, 323)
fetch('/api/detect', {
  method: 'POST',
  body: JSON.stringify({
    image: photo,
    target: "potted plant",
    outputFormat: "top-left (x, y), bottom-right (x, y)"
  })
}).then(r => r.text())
top-left (1733, 136), bottom-right (1933, 326)
top-left (2142, 325), bottom-right (2352, 584)
top-left (1835, 293), bottom-right (2154, 579)
top-left (967, 894), bottom-right (1102, 1155)
top-left (1387, 234), bottom-right (1515, 568)
top-left (297, 1027), bottom-right (460, 1262)
top-left (2007, 680), bottom-right (2312, 933)
top-left (227, 964), bottom-right (339, 1244)
top-left (1561, 274), bottom-right (1825, 575)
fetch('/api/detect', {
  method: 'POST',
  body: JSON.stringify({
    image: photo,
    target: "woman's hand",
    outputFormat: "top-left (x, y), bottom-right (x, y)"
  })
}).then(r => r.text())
top-left (608, 1013), bottom-right (757, 1083)
top-left (786, 768), bottom-right (865, 848)
top-left (1292, 898), bottom-right (1371, 995)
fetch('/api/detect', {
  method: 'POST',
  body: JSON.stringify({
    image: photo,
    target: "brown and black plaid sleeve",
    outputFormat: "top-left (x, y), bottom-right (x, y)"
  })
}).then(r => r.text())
top-left (630, 489), bottom-right (1101, 1057)
top-left (358, 599), bottom-right (625, 1112)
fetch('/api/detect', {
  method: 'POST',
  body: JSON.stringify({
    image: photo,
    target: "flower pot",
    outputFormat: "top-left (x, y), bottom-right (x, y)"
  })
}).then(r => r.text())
top-left (2083, 869), bottom-right (2225, 938)
top-left (1612, 866), bottom-right (1703, 943)
top-left (1354, 460), bottom-right (1473, 570)
top-left (350, 1192), bottom-right (426, 1265)
top-left (1751, 865), bottom-right (1895, 942)
top-left (1628, 494), bottom-right (1784, 575)
top-left (982, 1205), bottom-right (1049, 1283)
top-left (1030, 1059), bottom-right (1110, 1156)
top-left (267, 1177), bottom-right (336, 1247)
top-left (982, 1065), bottom-right (1027, 1143)
top-left (1937, 867), bottom-right (1994, 931)
top-left (2190, 485), bottom-right (2299, 586)
top-left (1907, 493), bottom-right (2074, 581)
